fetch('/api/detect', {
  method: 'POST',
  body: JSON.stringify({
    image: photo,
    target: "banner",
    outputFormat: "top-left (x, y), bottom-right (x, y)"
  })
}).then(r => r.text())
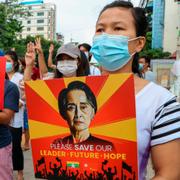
top-left (25, 74), bottom-right (138, 179)
top-left (0, 57), bottom-right (6, 110)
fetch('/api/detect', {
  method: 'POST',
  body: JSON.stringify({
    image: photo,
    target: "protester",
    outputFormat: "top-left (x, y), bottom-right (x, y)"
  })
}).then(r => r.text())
top-left (78, 43), bottom-right (92, 61)
top-left (79, 50), bottom-right (90, 76)
top-left (18, 57), bottom-right (30, 150)
top-left (138, 56), bottom-right (156, 83)
top-left (5, 51), bottom-right (24, 180)
top-left (26, 37), bottom-right (47, 80)
top-left (54, 42), bottom-right (88, 78)
top-left (47, 42), bottom-right (90, 78)
top-left (34, 37), bottom-right (49, 78)
top-left (18, 57), bottom-right (26, 74)
top-left (79, 43), bottom-right (101, 76)
top-left (0, 73), bottom-right (19, 180)
top-left (90, 1), bottom-right (180, 179)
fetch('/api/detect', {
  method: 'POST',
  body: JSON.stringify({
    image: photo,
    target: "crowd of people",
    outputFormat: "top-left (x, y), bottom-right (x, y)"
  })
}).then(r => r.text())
top-left (0, 1), bottom-right (179, 180)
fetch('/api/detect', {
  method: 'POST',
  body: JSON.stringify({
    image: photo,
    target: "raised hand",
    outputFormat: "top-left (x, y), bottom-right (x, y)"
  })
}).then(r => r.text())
top-left (35, 37), bottom-right (43, 54)
top-left (49, 43), bottom-right (54, 54)
top-left (25, 42), bottom-right (36, 66)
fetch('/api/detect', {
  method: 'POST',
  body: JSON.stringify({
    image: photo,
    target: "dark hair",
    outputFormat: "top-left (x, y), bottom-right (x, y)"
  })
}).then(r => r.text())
top-left (139, 55), bottom-right (151, 67)
top-left (80, 51), bottom-right (90, 76)
top-left (58, 81), bottom-right (97, 120)
top-left (5, 51), bottom-right (19, 72)
top-left (99, 0), bottom-right (148, 76)
top-left (54, 55), bottom-right (87, 78)
top-left (5, 73), bottom-right (9, 80)
top-left (78, 43), bottom-right (92, 52)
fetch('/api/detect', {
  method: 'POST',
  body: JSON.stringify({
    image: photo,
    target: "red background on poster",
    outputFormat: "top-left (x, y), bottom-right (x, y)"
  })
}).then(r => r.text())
top-left (25, 74), bottom-right (138, 179)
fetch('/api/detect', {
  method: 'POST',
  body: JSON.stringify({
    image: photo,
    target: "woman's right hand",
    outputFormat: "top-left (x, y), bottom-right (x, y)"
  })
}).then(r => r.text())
top-left (49, 43), bottom-right (54, 54)
top-left (25, 42), bottom-right (36, 66)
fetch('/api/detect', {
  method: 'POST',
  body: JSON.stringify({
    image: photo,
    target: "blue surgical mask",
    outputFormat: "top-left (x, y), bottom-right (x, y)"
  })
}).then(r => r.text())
top-left (90, 33), bottom-right (137, 71)
top-left (138, 63), bottom-right (144, 71)
top-left (6, 62), bottom-right (13, 73)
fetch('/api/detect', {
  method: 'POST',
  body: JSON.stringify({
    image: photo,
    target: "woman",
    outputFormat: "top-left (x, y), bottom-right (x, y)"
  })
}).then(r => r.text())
top-left (0, 73), bottom-right (19, 180)
top-left (90, 1), bottom-right (180, 179)
top-left (54, 42), bottom-right (88, 78)
top-left (46, 42), bottom-right (90, 78)
top-left (5, 51), bottom-right (24, 180)
top-left (79, 43), bottom-right (101, 76)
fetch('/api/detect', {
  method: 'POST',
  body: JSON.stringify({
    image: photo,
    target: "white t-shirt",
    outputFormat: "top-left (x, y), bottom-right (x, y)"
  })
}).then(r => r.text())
top-left (136, 82), bottom-right (180, 179)
top-left (143, 70), bottom-right (156, 83)
top-left (90, 65), bottom-right (101, 76)
top-left (10, 72), bottom-right (24, 128)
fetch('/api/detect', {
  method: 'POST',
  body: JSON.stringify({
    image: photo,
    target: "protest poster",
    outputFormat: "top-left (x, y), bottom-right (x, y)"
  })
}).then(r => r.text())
top-left (25, 74), bottom-right (138, 179)
top-left (0, 57), bottom-right (6, 110)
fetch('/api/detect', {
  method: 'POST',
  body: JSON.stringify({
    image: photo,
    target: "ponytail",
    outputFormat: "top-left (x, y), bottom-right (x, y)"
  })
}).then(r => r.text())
top-left (132, 53), bottom-right (142, 78)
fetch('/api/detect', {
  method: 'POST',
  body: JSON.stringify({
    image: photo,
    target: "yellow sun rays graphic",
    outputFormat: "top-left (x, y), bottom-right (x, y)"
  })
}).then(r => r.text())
top-left (29, 118), bottom-right (136, 142)
top-left (26, 80), bottom-right (59, 112)
top-left (96, 74), bottom-right (131, 109)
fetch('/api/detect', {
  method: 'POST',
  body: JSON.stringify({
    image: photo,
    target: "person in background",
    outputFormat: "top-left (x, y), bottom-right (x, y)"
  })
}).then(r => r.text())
top-left (90, 1), bottom-right (180, 179)
top-left (54, 43), bottom-right (87, 78)
top-left (138, 56), bottom-right (156, 83)
top-left (78, 43), bottom-right (92, 61)
top-left (0, 72), bottom-right (19, 180)
top-left (79, 43), bottom-right (101, 76)
top-left (18, 57), bottom-right (26, 74)
top-left (48, 43), bottom-right (90, 78)
top-left (80, 50), bottom-right (90, 76)
top-left (18, 57), bottom-right (30, 151)
top-left (5, 51), bottom-right (24, 180)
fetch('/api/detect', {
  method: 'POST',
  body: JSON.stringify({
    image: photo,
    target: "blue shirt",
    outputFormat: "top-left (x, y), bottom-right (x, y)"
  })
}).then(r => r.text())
top-left (0, 80), bottom-right (19, 148)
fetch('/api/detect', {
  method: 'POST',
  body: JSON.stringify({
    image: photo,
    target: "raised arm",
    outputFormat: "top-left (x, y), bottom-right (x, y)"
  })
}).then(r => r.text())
top-left (49, 162), bottom-right (53, 171)
top-left (113, 166), bottom-right (117, 175)
top-left (35, 37), bottom-right (48, 76)
top-left (47, 43), bottom-right (56, 70)
top-left (102, 163), bottom-right (105, 173)
top-left (24, 42), bottom-right (36, 81)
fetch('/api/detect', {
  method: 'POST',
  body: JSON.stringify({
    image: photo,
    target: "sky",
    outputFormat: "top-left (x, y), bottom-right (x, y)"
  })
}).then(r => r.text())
top-left (0, 0), bottom-right (140, 44)
top-left (44, 0), bottom-right (141, 44)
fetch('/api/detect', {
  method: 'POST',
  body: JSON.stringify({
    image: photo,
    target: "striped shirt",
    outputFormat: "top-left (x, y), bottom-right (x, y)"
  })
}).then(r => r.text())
top-left (136, 82), bottom-right (180, 180)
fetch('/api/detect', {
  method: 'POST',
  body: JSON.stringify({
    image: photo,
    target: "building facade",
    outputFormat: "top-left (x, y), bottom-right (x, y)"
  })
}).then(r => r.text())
top-left (163, 0), bottom-right (179, 54)
top-left (19, 0), bottom-right (56, 40)
top-left (152, 0), bottom-right (165, 49)
top-left (151, 0), bottom-right (179, 55)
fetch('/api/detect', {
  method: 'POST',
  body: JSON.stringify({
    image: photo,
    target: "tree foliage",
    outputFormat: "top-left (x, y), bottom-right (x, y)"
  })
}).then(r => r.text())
top-left (14, 35), bottom-right (60, 65)
top-left (0, 0), bottom-right (61, 65)
top-left (0, 0), bottom-right (25, 49)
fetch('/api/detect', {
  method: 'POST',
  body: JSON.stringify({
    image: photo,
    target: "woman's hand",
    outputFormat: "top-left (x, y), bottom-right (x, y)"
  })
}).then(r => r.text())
top-left (35, 37), bottom-right (43, 55)
top-left (49, 43), bottom-right (54, 54)
top-left (25, 42), bottom-right (36, 67)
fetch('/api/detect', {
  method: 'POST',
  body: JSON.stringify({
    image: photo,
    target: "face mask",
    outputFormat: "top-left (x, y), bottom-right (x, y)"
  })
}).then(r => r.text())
top-left (90, 33), bottom-right (138, 71)
top-left (138, 63), bottom-right (144, 71)
top-left (57, 60), bottom-right (78, 77)
top-left (6, 62), bottom-right (13, 73)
